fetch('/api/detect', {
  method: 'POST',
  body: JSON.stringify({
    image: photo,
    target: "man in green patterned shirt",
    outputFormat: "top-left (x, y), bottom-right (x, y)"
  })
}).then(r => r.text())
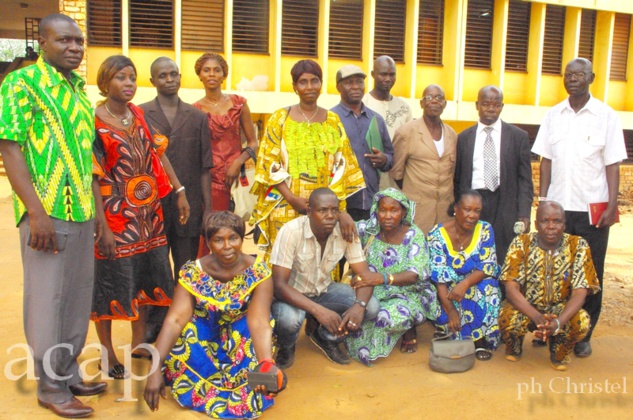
top-left (0, 13), bottom-right (106, 418)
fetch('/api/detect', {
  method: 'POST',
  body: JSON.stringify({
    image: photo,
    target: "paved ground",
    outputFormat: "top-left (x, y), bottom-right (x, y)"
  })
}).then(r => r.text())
top-left (0, 177), bottom-right (631, 419)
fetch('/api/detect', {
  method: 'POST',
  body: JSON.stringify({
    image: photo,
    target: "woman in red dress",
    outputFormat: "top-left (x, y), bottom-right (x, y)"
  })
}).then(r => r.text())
top-left (91, 55), bottom-right (189, 379)
top-left (193, 53), bottom-right (258, 256)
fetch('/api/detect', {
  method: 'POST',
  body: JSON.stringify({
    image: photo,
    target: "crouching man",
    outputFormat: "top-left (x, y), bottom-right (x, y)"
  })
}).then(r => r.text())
top-left (498, 200), bottom-right (600, 371)
top-left (271, 188), bottom-right (379, 368)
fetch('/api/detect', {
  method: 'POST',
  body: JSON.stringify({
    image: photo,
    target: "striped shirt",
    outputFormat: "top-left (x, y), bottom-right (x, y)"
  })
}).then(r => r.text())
top-left (0, 57), bottom-right (95, 225)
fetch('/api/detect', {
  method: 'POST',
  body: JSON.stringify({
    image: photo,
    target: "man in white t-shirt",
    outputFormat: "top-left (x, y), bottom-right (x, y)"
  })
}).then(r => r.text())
top-left (532, 58), bottom-right (628, 358)
top-left (363, 55), bottom-right (412, 190)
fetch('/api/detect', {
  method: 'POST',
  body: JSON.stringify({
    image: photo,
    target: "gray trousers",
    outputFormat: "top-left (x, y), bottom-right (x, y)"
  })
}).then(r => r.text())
top-left (19, 216), bottom-right (95, 404)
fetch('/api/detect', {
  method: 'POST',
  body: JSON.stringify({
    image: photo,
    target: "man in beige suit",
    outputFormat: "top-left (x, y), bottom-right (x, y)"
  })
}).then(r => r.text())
top-left (391, 85), bottom-right (457, 234)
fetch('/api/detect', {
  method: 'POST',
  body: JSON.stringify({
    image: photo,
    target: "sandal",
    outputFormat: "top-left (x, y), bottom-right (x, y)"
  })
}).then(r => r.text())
top-left (433, 330), bottom-right (446, 339)
top-left (400, 339), bottom-right (418, 353)
top-left (131, 352), bottom-right (153, 361)
top-left (99, 363), bottom-right (129, 380)
top-left (475, 348), bottom-right (493, 361)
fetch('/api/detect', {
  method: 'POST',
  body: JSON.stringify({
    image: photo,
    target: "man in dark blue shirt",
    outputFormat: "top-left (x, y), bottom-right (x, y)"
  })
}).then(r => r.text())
top-left (331, 65), bottom-right (394, 221)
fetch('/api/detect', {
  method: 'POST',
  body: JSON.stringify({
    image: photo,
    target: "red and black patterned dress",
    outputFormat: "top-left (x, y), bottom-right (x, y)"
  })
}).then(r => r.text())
top-left (91, 104), bottom-right (173, 321)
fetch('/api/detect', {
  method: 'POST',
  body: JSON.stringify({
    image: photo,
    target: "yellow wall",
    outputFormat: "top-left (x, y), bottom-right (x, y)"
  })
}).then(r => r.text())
top-left (78, 0), bottom-right (633, 129)
top-left (86, 47), bottom-right (122, 85)
top-left (539, 75), bottom-right (565, 107)
top-left (86, 47), bottom-right (176, 88)
top-left (230, 54), bottom-right (275, 91)
top-left (415, 65), bottom-right (449, 99)
top-left (180, 51), bottom-right (207, 89)
top-left (503, 72), bottom-right (530, 104)
top-left (462, 69), bottom-right (494, 102)
top-left (607, 81), bottom-right (628, 110)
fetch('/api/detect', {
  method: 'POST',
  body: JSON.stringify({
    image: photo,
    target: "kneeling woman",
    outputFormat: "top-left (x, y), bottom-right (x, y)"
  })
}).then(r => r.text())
top-left (346, 189), bottom-right (440, 365)
top-left (428, 189), bottom-right (501, 360)
top-left (144, 212), bottom-right (285, 419)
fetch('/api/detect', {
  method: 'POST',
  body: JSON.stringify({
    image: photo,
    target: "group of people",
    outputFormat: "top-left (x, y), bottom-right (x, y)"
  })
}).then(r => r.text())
top-left (0, 12), bottom-right (627, 420)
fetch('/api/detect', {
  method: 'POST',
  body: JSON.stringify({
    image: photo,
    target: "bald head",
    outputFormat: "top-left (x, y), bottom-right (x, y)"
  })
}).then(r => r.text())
top-left (423, 84), bottom-right (444, 97)
top-left (39, 13), bottom-right (77, 38)
top-left (536, 200), bottom-right (565, 221)
top-left (149, 57), bottom-right (181, 96)
top-left (373, 55), bottom-right (395, 70)
top-left (308, 188), bottom-right (337, 207)
top-left (564, 58), bottom-right (595, 98)
top-left (476, 85), bottom-right (504, 125)
top-left (150, 57), bottom-right (177, 78)
top-left (478, 85), bottom-right (503, 102)
top-left (371, 55), bottom-right (396, 95)
top-left (535, 200), bottom-right (566, 248)
top-left (567, 57), bottom-right (593, 73)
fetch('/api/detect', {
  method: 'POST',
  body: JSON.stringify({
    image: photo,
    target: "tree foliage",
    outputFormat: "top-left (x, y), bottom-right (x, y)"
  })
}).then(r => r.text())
top-left (0, 39), bottom-right (32, 62)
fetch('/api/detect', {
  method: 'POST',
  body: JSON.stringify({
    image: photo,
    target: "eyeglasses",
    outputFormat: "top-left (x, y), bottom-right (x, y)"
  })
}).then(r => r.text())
top-left (422, 95), bottom-right (445, 102)
top-left (564, 71), bottom-right (588, 80)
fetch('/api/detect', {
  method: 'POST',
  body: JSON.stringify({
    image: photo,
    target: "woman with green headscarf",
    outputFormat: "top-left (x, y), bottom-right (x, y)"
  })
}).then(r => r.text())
top-left (346, 188), bottom-right (440, 366)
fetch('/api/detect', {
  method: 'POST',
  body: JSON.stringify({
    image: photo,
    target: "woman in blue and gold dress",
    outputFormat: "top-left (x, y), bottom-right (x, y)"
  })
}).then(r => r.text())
top-left (428, 189), bottom-right (501, 360)
top-left (144, 211), bottom-right (286, 418)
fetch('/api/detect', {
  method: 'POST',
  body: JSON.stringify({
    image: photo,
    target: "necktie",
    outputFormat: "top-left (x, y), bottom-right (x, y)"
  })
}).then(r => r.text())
top-left (483, 126), bottom-right (498, 191)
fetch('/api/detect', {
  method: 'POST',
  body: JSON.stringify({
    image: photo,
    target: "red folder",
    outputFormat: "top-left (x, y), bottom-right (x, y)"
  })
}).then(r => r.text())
top-left (587, 202), bottom-right (620, 225)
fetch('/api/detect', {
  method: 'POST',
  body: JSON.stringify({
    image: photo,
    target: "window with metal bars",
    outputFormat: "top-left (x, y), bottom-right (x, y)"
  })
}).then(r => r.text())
top-left (610, 13), bottom-right (631, 81)
top-left (182, 0), bottom-right (224, 52)
top-left (578, 9), bottom-right (596, 64)
top-left (232, 0), bottom-right (269, 54)
top-left (129, 0), bottom-right (173, 48)
top-left (329, 0), bottom-right (363, 60)
top-left (87, 0), bottom-right (122, 47)
top-left (505, 0), bottom-right (530, 72)
top-left (417, 0), bottom-right (444, 65)
top-left (282, 0), bottom-right (318, 56)
top-left (542, 5), bottom-right (565, 75)
top-left (374, 0), bottom-right (406, 63)
top-left (465, 0), bottom-right (494, 69)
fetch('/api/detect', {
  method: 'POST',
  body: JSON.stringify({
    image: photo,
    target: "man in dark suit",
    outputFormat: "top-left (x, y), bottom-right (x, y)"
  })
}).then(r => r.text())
top-left (140, 57), bottom-right (213, 340)
top-left (454, 85), bottom-right (533, 264)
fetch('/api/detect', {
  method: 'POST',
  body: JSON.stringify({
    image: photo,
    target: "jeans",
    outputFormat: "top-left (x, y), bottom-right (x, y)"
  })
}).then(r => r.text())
top-left (272, 282), bottom-right (379, 349)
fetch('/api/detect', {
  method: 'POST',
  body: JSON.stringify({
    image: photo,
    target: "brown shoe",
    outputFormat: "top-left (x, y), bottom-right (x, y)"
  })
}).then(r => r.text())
top-left (38, 396), bottom-right (94, 418)
top-left (69, 381), bottom-right (107, 396)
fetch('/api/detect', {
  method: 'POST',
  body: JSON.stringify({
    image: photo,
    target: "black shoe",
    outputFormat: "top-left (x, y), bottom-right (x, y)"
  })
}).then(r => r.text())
top-left (304, 315), bottom-right (318, 337)
top-left (275, 345), bottom-right (296, 369)
top-left (574, 341), bottom-right (592, 358)
top-left (309, 331), bottom-right (350, 365)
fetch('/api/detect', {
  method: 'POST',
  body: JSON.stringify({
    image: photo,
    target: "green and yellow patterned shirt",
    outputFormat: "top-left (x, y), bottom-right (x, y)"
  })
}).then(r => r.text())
top-left (0, 57), bottom-right (95, 225)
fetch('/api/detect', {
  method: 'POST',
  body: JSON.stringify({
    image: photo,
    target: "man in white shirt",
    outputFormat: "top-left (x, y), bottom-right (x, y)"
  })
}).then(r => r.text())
top-left (270, 188), bottom-right (379, 369)
top-left (363, 55), bottom-right (412, 190)
top-left (454, 86), bottom-right (534, 264)
top-left (532, 58), bottom-right (628, 357)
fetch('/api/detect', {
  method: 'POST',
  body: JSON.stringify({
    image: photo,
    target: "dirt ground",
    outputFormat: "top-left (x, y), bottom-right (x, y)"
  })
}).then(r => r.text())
top-left (0, 176), bottom-right (631, 419)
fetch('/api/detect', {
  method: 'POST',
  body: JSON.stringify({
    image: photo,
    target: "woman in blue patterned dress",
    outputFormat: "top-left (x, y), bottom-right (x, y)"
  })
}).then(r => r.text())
top-left (428, 189), bottom-right (501, 360)
top-left (346, 189), bottom-right (440, 365)
top-left (144, 212), bottom-right (286, 418)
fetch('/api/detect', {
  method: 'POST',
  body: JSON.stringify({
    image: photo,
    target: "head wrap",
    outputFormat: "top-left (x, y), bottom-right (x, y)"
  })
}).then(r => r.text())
top-left (362, 188), bottom-right (416, 235)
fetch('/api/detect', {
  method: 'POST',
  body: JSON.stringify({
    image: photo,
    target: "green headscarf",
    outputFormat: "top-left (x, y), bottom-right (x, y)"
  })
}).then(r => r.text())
top-left (362, 188), bottom-right (416, 235)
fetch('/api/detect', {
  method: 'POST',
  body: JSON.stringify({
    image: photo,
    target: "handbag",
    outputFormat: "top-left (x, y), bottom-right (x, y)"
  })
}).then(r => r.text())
top-left (429, 333), bottom-right (475, 373)
top-left (230, 148), bottom-right (258, 221)
top-left (340, 235), bottom-right (375, 284)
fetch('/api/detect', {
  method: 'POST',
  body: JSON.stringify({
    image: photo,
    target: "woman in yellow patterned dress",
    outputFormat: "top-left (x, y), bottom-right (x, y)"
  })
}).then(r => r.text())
top-left (144, 212), bottom-right (286, 418)
top-left (250, 60), bottom-right (365, 258)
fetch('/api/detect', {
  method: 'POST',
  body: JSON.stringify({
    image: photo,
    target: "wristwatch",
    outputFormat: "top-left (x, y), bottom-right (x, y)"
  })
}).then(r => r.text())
top-left (354, 299), bottom-right (367, 309)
